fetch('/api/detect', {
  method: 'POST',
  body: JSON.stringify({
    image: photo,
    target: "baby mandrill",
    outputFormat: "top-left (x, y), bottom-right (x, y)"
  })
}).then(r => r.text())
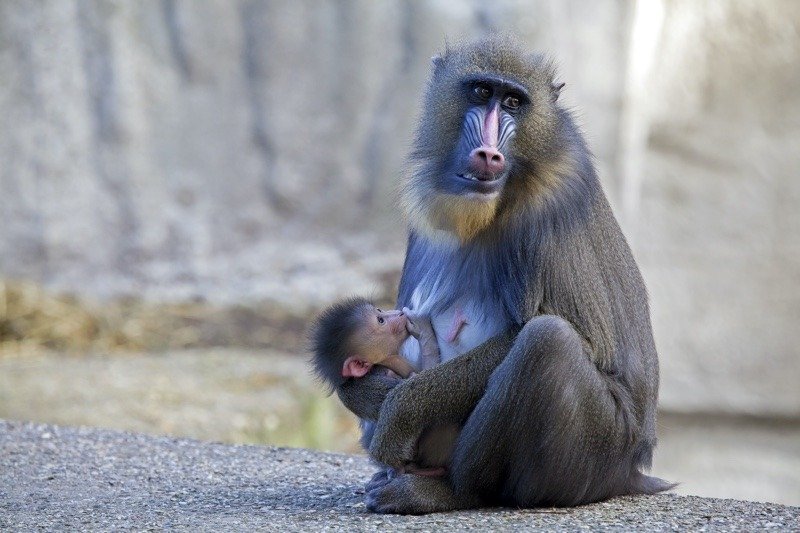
top-left (310, 296), bottom-right (440, 385)
top-left (310, 296), bottom-right (453, 477)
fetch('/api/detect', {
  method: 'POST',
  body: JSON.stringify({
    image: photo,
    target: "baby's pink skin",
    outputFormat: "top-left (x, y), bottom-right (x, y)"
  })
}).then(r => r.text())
top-left (341, 308), bottom-right (411, 378)
top-left (342, 357), bottom-right (372, 378)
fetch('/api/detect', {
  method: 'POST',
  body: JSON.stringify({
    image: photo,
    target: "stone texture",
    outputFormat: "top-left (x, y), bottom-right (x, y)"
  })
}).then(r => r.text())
top-left (1, 420), bottom-right (798, 531)
top-left (0, 0), bottom-right (627, 305)
top-left (620, 0), bottom-right (800, 417)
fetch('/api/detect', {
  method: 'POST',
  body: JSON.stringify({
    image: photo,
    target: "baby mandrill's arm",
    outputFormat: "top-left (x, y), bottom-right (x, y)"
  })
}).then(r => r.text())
top-left (403, 307), bottom-right (440, 370)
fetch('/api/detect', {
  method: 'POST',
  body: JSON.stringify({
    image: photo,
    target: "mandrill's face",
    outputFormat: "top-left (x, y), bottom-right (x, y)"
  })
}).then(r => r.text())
top-left (441, 74), bottom-right (528, 201)
top-left (402, 38), bottom-right (565, 242)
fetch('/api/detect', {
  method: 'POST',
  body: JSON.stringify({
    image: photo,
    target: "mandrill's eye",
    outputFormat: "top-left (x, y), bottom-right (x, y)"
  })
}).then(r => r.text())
top-left (502, 94), bottom-right (521, 110)
top-left (377, 316), bottom-right (385, 324)
top-left (472, 83), bottom-right (492, 101)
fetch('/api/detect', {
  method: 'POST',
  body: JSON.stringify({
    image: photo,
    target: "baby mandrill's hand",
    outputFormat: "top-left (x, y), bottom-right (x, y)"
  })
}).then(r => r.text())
top-left (403, 307), bottom-right (433, 339)
top-left (403, 307), bottom-right (440, 371)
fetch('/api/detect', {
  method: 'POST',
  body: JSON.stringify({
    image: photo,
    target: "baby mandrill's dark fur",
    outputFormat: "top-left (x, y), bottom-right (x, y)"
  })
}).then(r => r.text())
top-left (309, 296), bottom-right (374, 390)
top-left (309, 297), bottom-right (403, 422)
top-left (310, 298), bottom-right (457, 477)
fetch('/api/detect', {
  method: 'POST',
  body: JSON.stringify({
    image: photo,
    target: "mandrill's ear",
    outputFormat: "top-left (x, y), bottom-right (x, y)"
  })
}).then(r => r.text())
top-left (342, 356), bottom-right (372, 378)
top-left (431, 54), bottom-right (445, 73)
top-left (551, 81), bottom-right (566, 102)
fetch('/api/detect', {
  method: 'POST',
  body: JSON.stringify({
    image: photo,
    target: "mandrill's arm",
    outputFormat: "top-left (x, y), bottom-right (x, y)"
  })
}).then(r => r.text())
top-left (368, 328), bottom-right (519, 469)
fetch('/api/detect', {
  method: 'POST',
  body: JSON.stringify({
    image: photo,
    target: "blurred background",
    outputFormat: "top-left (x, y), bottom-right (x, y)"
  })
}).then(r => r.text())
top-left (1, 0), bottom-right (798, 506)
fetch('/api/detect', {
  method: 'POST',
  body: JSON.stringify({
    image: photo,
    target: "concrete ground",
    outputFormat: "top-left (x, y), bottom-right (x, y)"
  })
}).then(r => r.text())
top-left (1, 420), bottom-right (798, 531)
top-left (1, 349), bottom-right (799, 507)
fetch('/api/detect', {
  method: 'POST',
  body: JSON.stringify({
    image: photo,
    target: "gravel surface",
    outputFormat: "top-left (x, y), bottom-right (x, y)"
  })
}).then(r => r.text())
top-left (1, 420), bottom-right (798, 532)
top-left (4, 350), bottom-right (799, 506)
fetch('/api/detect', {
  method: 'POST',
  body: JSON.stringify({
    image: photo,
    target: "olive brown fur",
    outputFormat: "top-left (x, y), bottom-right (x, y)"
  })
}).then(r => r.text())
top-left (308, 296), bottom-right (374, 390)
top-left (337, 36), bottom-right (674, 514)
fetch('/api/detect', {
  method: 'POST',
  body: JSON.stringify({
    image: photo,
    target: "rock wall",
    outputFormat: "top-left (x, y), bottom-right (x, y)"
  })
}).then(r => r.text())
top-left (622, 0), bottom-right (800, 417)
top-left (1, 0), bottom-right (798, 417)
top-left (0, 0), bottom-right (628, 302)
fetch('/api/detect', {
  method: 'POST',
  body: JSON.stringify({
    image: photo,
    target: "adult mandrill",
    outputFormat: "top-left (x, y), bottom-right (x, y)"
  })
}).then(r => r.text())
top-left (351, 37), bottom-right (673, 514)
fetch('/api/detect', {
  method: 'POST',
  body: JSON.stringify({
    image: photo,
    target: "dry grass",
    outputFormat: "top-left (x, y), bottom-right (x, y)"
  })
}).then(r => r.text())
top-left (0, 280), bottom-right (312, 357)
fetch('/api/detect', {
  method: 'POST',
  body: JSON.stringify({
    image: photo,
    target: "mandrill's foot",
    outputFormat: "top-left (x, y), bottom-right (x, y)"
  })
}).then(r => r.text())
top-left (365, 474), bottom-right (480, 515)
top-left (364, 468), bottom-right (397, 492)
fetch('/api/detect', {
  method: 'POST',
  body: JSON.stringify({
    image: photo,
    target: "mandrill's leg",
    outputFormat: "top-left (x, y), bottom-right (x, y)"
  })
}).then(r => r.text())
top-left (450, 315), bottom-right (639, 507)
top-left (365, 317), bottom-right (654, 513)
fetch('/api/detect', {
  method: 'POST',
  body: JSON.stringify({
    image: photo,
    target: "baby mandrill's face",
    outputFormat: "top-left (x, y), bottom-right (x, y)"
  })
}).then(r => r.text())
top-left (341, 305), bottom-right (412, 379)
top-left (357, 305), bottom-right (410, 357)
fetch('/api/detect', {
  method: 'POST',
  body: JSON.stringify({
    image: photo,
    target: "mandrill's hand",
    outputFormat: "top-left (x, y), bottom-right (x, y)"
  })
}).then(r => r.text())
top-left (368, 328), bottom-right (519, 468)
top-left (368, 377), bottom-right (425, 469)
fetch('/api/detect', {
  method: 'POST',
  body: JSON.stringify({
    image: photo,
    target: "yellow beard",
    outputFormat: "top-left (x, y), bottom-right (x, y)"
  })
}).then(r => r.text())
top-left (401, 154), bottom-right (576, 243)
top-left (403, 188), bottom-right (500, 243)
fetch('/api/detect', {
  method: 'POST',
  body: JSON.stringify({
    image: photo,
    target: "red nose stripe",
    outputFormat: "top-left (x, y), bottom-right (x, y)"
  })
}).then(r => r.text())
top-left (482, 103), bottom-right (500, 147)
